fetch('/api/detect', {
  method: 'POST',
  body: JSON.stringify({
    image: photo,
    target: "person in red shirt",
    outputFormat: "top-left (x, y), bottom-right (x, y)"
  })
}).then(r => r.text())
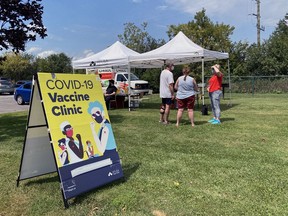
top-left (207, 64), bottom-right (223, 124)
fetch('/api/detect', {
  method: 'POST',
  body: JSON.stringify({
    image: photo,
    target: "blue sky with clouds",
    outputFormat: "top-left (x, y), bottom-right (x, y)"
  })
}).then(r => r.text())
top-left (25, 0), bottom-right (287, 59)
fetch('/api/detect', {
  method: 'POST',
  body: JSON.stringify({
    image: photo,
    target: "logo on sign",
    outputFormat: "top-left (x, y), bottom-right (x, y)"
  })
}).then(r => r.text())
top-left (108, 169), bottom-right (120, 177)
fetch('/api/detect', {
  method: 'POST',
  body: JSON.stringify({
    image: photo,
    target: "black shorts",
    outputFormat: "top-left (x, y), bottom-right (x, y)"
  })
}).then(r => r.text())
top-left (161, 98), bottom-right (173, 105)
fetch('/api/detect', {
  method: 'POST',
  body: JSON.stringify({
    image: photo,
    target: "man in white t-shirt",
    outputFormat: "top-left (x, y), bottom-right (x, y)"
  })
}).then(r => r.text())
top-left (159, 63), bottom-right (175, 124)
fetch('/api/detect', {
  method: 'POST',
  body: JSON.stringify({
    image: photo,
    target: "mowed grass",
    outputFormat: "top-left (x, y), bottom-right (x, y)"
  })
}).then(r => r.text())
top-left (1, 93), bottom-right (288, 215)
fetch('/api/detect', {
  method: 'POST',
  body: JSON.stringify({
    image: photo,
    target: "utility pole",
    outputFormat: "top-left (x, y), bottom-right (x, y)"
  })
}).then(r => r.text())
top-left (252, 0), bottom-right (264, 46)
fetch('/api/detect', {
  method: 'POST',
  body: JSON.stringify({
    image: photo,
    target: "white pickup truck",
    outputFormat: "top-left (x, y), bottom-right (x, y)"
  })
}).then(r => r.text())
top-left (88, 68), bottom-right (150, 95)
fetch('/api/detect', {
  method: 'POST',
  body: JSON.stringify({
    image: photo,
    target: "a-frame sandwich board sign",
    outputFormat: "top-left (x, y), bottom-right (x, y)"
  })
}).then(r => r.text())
top-left (17, 72), bottom-right (124, 208)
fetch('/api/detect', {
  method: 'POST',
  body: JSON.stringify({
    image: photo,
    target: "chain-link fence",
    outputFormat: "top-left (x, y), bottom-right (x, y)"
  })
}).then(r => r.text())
top-left (220, 75), bottom-right (288, 94)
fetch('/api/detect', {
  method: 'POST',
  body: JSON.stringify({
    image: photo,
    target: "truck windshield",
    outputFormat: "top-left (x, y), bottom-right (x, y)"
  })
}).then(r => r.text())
top-left (123, 73), bottom-right (139, 81)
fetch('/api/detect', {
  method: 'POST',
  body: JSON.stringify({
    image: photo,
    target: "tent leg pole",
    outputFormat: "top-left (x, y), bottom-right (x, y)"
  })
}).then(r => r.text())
top-left (128, 62), bottom-right (131, 111)
top-left (201, 58), bottom-right (205, 105)
top-left (227, 59), bottom-right (232, 107)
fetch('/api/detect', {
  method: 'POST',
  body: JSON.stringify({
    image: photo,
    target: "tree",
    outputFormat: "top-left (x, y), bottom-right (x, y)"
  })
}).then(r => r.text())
top-left (0, 0), bottom-right (47, 52)
top-left (35, 53), bottom-right (73, 73)
top-left (118, 22), bottom-right (166, 90)
top-left (244, 44), bottom-right (267, 76)
top-left (0, 52), bottom-right (35, 81)
top-left (167, 9), bottom-right (234, 79)
top-left (264, 13), bottom-right (288, 75)
top-left (167, 9), bottom-right (234, 53)
top-left (141, 68), bottom-right (161, 93)
top-left (236, 13), bottom-right (288, 77)
top-left (229, 41), bottom-right (250, 76)
top-left (118, 22), bottom-right (165, 53)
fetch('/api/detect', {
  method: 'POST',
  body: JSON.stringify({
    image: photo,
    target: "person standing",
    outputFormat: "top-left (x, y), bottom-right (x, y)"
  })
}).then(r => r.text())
top-left (207, 64), bottom-right (223, 124)
top-left (159, 103), bottom-right (165, 123)
top-left (174, 66), bottom-right (199, 127)
top-left (159, 63), bottom-right (175, 124)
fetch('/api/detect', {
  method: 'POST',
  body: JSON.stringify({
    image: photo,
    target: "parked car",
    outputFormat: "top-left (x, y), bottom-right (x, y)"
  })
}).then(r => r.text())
top-left (0, 80), bottom-right (14, 95)
top-left (0, 77), bottom-right (11, 81)
top-left (14, 81), bottom-right (32, 105)
top-left (14, 80), bottom-right (31, 88)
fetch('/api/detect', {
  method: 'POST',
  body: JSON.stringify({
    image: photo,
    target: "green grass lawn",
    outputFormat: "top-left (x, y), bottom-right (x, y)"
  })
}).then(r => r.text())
top-left (1, 93), bottom-right (288, 216)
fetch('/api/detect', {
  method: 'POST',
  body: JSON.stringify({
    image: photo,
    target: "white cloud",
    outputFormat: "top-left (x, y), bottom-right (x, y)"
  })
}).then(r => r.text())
top-left (25, 45), bottom-right (58, 58)
top-left (47, 33), bottom-right (63, 41)
top-left (164, 0), bottom-right (237, 15)
top-left (37, 50), bottom-right (58, 58)
top-left (157, 5), bottom-right (168, 11)
top-left (82, 49), bottom-right (95, 58)
top-left (163, 0), bottom-right (287, 27)
top-left (72, 49), bottom-right (95, 61)
top-left (131, 0), bottom-right (142, 3)
top-left (261, 1), bottom-right (287, 27)
top-left (26, 46), bottom-right (42, 54)
top-left (64, 27), bottom-right (76, 33)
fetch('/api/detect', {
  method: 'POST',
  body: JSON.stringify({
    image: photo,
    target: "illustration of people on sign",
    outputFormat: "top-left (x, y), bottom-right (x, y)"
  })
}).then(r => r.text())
top-left (85, 140), bottom-right (94, 158)
top-left (59, 121), bottom-right (84, 164)
top-left (58, 138), bottom-right (69, 166)
top-left (88, 101), bottom-right (117, 156)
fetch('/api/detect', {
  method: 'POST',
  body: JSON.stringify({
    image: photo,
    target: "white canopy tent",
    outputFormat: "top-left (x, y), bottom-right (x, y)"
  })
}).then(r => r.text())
top-left (130, 31), bottom-right (230, 106)
top-left (72, 41), bottom-right (160, 110)
top-left (72, 32), bottom-right (231, 110)
top-left (72, 41), bottom-right (162, 69)
top-left (72, 41), bottom-right (139, 69)
top-left (130, 31), bottom-right (229, 65)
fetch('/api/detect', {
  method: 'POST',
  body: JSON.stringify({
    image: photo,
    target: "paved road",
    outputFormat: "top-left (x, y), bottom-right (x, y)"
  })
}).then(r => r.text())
top-left (0, 94), bottom-right (29, 114)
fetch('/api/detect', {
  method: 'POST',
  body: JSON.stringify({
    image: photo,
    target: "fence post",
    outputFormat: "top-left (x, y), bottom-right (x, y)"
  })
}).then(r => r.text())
top-left (252, 76), bottom-right (255, 96)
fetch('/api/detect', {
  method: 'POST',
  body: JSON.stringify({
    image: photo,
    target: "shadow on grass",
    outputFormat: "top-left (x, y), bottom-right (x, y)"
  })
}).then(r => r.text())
top-left (140, 101), bottom-right (239, 112)
top-left (195, 103), bottom-right (239, 112)
top-left (73, 162), bottom-right (141, 205)
top-left (19, 162), bottom-right (141, 207)
top-left (21, 161), bottom-right (141, 186)
top-left (108, 114), bottom-right (125, 124)
top-left (221, 103), bottom-right (239, 111)
top-left (221, 117), bottom-right (235, 123)
top-left (179, 117), bottom-right (235, 126)
top-left (20, 162), bottom-right (141, 205)
top-left (177, 119), bottom-right (211, 126)
top-left (23, 174), bottom-right (59, 186)
top-left (0, 114), bottom-right (27, 142)
top-left (121, 162), bottom-right (141, 181)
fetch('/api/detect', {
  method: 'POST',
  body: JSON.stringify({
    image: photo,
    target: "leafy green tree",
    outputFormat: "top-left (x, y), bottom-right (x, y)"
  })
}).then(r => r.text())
top-left (238, 42), bottom-right (277, 77)
top-left (264, 13), bottom-right (288, 75)
top-left (141, 68), bottom-right (161, 93)
top-left (118, 22), bottom-right (166, 88)
top-left (229, 41), bottom-right (250, 76)
top-left (118, 22), bottom-right (165, 53)
top-left (167, 9), bottom-right (234, 79)
top-left (0, 0), bottom-right (47, 52)
top-left (0, 52), bottom-right (35, 81)
top-left (35, 53), bottom-right (73, 73)
top-left (167, 9), bottom-right (234, 53)
top-left (237, 13), bottom-right (288, 77)
top-left (245, 44), bottom-right (267, 76)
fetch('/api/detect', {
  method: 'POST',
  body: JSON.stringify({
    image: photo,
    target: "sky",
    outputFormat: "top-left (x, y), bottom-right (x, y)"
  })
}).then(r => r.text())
top-left (24, 0), bottom-right (287, 60)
